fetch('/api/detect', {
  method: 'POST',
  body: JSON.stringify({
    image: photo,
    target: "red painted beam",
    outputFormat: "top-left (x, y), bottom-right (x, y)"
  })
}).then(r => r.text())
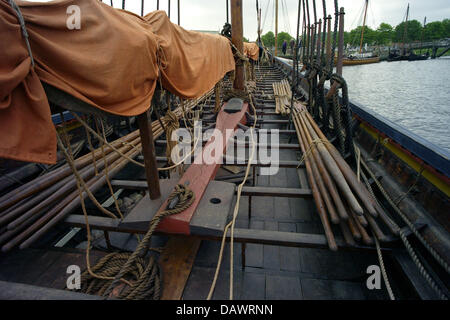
top-left (156, 101), bottom-right (249, 234)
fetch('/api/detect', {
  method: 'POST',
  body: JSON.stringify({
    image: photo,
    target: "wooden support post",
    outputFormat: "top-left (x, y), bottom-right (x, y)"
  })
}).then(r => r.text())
top-left (168, 0), bottom-right (171, 18)
top-left (177, 0), bottom-right (180, 25)
top-left (336, 7), bottom-right (345, 76)
top-left (226, 0), bottom-right (229, 24)
top-left (137, 110), bottom-right (161, 200)
top-left (275, 0), bottom-right (279, 56)
top-left (231, 0), bottom-right (245, 90)
top-left (325, 15), bottom-right (332, 66)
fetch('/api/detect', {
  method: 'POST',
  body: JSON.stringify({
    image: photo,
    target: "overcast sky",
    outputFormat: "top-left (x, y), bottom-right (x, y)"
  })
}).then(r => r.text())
top-left (26, 0), bottom-right (450, 41)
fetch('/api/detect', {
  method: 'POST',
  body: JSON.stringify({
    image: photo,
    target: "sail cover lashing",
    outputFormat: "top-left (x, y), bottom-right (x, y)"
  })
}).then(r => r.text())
top-left (243, 42), bottom-right (260, 61)
top-left (0, 0), bottom-right (235, 164)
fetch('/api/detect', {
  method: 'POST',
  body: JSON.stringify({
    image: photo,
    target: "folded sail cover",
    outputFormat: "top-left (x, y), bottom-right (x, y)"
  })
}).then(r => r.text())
top-left (0, 0), bottom-right (235, 164)
top-left (243, 42), bottom-right (260, 61)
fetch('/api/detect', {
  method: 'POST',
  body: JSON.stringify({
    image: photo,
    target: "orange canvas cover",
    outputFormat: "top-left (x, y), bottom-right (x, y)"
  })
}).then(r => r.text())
top-left (243, 42), bottom-right (259, 61)
top-left (0, 0), bottom-right (235, 164)
top-left (144, 11), bottom-right (235, 98)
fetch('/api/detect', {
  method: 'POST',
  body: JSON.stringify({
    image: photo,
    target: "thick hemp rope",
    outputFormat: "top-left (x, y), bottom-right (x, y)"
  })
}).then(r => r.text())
top-left (82, 184), bottom-right (195, 300)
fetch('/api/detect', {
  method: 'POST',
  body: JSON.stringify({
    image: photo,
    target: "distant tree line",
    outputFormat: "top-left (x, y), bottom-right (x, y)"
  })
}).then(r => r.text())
top-left (259, 18), bottom-right (450, 48)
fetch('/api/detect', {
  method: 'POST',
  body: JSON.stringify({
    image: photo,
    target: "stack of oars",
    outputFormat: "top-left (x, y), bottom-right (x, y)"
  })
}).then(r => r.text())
top-left (273, 79), bottom-right (292, 116)
top-left (0, 90), bottom-right (213, 252)
top-left (292, 102), bottom-right (399, 251)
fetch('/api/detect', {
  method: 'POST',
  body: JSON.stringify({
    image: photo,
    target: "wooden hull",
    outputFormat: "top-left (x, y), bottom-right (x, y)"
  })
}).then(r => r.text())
top-left (342, 56), bottom-right (380, 66)
top-left (333, 56), bottom-right (381, 66)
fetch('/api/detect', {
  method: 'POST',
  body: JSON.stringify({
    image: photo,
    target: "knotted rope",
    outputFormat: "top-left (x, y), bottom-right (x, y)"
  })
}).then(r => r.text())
top-left (8, 0), bottom-right (35, 67)
top-left (163, 109), bottom-right (180, 167)
top-left (81, 184), bottom-right (195, 300)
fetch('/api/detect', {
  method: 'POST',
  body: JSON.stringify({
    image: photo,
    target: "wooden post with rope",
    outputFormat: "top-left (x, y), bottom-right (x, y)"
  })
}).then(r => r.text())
top-left (336, 7), bottom-right (345, 76)
top-left (137, 110), bottom-right (161, 200)
top-left (231, 0), bottom-right (245, 91)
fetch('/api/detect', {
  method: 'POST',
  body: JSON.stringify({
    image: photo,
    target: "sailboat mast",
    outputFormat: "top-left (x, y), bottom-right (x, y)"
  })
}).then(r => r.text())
top-left (230, 0), bottom-right (244, 90)
top-left (359, 0), bottom-right (369, 54)
top-left (402, 3), bottom-right (410, 54)
top-left (275, 0), bottom-right (279, 56)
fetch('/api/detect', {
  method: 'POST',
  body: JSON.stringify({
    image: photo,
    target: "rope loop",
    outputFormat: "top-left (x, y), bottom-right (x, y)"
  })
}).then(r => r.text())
top-left (81, 184), bottom-right (195, 300)
top-left (8, 0), bottom-right (35, 67)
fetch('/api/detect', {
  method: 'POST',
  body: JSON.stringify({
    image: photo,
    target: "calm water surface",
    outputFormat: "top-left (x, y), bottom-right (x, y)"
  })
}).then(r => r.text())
top-left (340, 58), bottom-right (450, 152)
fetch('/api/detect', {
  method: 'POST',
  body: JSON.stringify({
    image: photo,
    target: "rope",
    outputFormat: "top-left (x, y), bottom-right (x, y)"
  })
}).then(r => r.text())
top-left (163, 109), bottom-right (180, 167)
top-left (8, 0), bottom-right (35, 67)
top-left (214, 81), bottom-right (223, 113)
top-left (361, 157), bottom-right (449, 299)
top-left (83, 184), bottom-right (195, 300)
top-left (71, 98), bottom-right (205, 172)
top-left (399, 229), bottom-right (448, 300)
top-left (98, 118), bottom-right (124, 219)
top-left (373, 229), bottom-right (395, 300)
top-left (359, 155), bottom-right (447, 300)
top-left (56, 132), bottom-right (118, 220)
top-left (394, 163), bottom-right (425, 206)
top-left (361, 158), bottom-right (450, 275)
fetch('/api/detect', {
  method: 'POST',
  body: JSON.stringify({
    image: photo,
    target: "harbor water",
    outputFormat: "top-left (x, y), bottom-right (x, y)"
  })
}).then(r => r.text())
top-left (341, 57), bottom-right (450, 153)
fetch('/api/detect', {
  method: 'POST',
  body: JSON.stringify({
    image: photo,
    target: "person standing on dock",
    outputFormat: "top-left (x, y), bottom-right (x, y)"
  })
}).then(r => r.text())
top-left (290, 39), bottom-right (295, 54)
top-left (282, 40), bottom-right (287, 55)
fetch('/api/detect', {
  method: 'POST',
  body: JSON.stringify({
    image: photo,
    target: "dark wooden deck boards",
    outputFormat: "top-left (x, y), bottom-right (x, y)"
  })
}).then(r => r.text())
top-left (0, 247), bottom-right (106, 290)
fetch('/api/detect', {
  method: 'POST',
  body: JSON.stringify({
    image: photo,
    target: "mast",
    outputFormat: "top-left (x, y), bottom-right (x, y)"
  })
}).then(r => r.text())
top-left (226, 0), bottom-right (229, 24)
top-left (231, 0), bottom-right (245, 90)
top-left (402, 3), bottom-right (410, 55)
top-left (275, 0), bottom-right (279, 56)
top-left (420, 16), bottom-right (426, 54)
top-left (257, 0), bottom-right (261, 43)
top-left (177, 0), bottom-right (180, 25)
top-left (359, 0), bottom-right (369, 54)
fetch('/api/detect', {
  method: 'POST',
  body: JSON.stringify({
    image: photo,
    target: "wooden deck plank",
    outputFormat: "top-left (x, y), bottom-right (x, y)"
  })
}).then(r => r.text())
top-left (279, 223), bottom-right (301, 272)
top-left (159, 236), bottom-right (201, 300)
top-left (265, 274), bottom-right (303, 300)
top-left (0, 280), bottom-right (101, 300)
top-left (245, 220), bottom-right (264, 268)
top-left (240, 272), bottom-right (266, 300)
top-left (263, 221), bottom-right (280, 270)
top-left (300, 278), bottom-right (366, 300)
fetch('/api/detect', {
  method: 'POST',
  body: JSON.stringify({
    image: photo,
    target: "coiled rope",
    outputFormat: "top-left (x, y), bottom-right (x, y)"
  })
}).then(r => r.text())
top-left (82, 184), bottom-right (195, 300)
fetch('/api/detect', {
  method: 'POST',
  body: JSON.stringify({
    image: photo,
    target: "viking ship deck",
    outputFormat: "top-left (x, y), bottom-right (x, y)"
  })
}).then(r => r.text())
top-left (1, 0), bottom-right (449, 302)
top-left (1, 64), bottom-right (446, 300)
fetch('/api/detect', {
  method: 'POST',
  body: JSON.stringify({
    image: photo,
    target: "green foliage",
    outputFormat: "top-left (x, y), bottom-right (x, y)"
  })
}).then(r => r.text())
top-left (341, 18), bottom-right (449, 46)
top-left (376, 23), bottom-right (394, 45)
top-left (261, 31), bottom-right (275, 47)
top-left (243, 36), bottom-right (250, 42)
top-left (424, 21), bottom-right (445, 41)
top-left (276, 31), bottom-right (294, 48)
top-left (443, 19), bottom-right (450, 37)
top-left (346, 26), bottom-right (377, 46)
top-left (394, 20), bottom-right (422, 42)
